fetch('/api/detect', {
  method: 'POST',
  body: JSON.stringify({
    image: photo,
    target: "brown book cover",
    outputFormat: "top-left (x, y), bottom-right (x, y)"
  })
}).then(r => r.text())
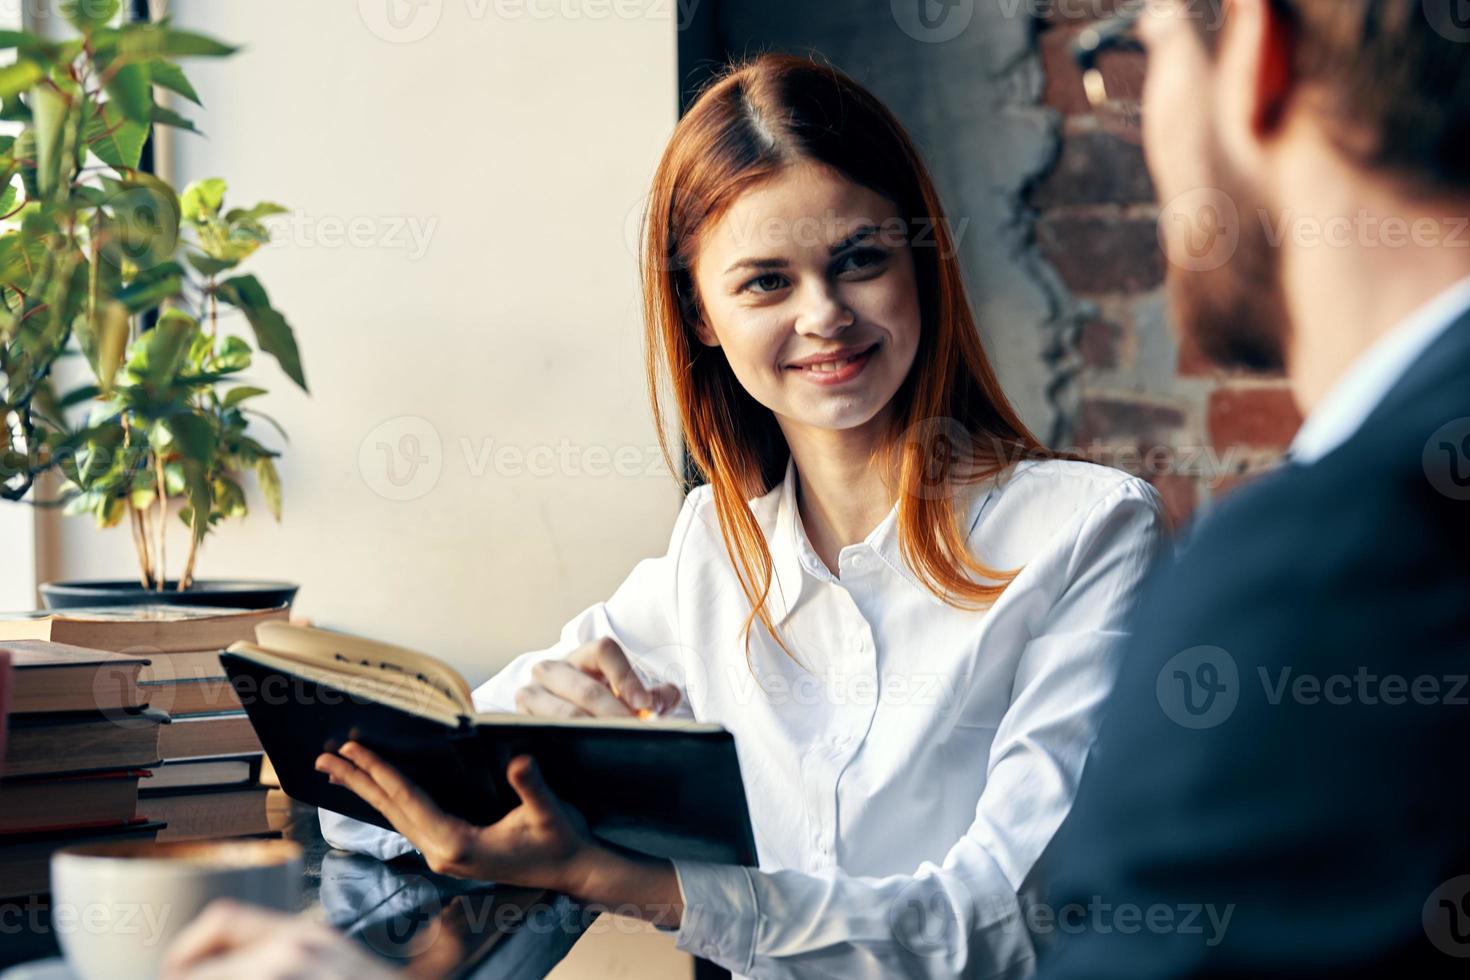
top-left (0, 605), bottom-right (288, 655)
top-left (140, 787), bottom-right (288, 843)
top-left (0, 820), bottom-right (165, 900)
top-left (138, 677), bottom-right (242, 716)
top-left (1, 641), bottom-right (150, 715)
top-left (0, 769), bottom-right (147, 835)
top-left (2, 710), bottom-right (164, 779)
top-left (157, 711), bottom-right (262, 761)
top-left (137, 648), bottom-right (228, 684)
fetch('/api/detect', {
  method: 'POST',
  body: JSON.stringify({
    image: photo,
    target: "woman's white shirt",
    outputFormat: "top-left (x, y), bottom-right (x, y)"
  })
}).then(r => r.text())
top-left (319, 457), bottom-right (1169, 979)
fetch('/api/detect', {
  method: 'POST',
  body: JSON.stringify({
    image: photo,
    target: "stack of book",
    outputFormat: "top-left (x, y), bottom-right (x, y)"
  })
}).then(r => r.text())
top-left (0, 604), bottom-right (293, 899)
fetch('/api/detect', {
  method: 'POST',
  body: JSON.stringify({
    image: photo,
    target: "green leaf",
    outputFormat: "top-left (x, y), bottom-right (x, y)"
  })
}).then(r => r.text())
top-left (127, 307), bottom-right (196, 385)
top-left (212, 474), bottom-right (247, 519)
top-left (149, 60), bottom-right (201, 106)
top-left (31, 83), bottom-right (69, 195)
top-left (255, 457), bottom-right (280, 520)
top-left (116, 26), bottom-right (238, 60)
top-left (95, 300), bottom-right (130, 392)
top-left (183, 249), bottom-right (236, 277)
top-left (58, 384), bottom-right (101, 408)
top-left (115, 261), bottom-right (182, 313)
top-left (150, 102), bottom-right (198, 134)
top-left (216, 275), bottom-right (307, 392)
top-left (222, 385), bottom-right (267, 409)
top-left (0, 60), bottom-right (43, 100)
top-left (85, 102), bottom-right (149, 170)
top-left (180, 177), bottom-right (226, 221)
top-left (211, 335), bottom-right (251, 372)
top-left (103, 61), bottom-right (152, 124)
top-left (225, 202), bottom-right (288, 224)
top-left (166, 409), bottom-right (215, 461)
top-left (0, 95), bottom-right (30, 122)
top-left (61, 0), bottom-right (121, 31)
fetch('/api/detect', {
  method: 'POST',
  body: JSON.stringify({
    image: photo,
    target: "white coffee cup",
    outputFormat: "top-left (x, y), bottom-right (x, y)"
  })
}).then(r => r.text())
top-left (50, 838), bottom-right (303, 980)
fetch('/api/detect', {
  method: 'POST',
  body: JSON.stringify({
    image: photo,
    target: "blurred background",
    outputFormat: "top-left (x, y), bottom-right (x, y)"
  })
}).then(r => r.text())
top-left (1, 2), bottom-right (1301, 973)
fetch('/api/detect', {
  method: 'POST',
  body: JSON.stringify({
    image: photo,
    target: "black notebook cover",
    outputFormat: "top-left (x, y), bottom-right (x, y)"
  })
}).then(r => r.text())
top-left (220, 652), bottom-right (758, 865)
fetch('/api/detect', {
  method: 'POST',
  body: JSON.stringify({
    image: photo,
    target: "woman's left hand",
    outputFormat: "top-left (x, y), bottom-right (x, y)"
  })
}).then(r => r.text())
top-left (315, 742), bottom-right (598, 894)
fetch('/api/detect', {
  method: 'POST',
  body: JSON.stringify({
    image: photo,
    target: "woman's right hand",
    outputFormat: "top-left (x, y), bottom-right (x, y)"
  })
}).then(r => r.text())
top-left (514, 637), bottom-right (681, 719)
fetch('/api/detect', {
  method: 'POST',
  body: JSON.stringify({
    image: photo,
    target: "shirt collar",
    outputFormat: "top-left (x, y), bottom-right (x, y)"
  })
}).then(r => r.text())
top-left (767, 455), bottom-right (998, 623)
top-left (1290, 274), bottom-right (1470, 466)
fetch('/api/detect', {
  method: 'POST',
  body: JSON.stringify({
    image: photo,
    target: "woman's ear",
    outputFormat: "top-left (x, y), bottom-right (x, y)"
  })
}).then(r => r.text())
top-left (693, 317), bottom-right (720, 348)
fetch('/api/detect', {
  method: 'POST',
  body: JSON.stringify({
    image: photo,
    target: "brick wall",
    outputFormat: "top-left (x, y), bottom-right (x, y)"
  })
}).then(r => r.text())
top-left (1032, 7), bottom-right (1302, 527)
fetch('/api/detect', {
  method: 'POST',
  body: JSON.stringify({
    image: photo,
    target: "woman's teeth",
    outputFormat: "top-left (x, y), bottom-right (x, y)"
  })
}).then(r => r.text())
top-left (803, 351), bottom-right (866, 372)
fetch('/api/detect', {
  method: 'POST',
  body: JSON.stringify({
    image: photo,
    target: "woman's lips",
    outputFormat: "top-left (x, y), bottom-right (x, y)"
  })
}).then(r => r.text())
top-left (786, 342), bottom-right (880, 386)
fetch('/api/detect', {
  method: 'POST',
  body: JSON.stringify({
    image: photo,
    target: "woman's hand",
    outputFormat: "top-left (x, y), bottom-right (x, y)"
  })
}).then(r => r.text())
top-left (315, 741), bottom-right (598, 892)
top-left (514, 637), bottom-right (681, 719)
top-left (160, 900), bottom-right (397, 980)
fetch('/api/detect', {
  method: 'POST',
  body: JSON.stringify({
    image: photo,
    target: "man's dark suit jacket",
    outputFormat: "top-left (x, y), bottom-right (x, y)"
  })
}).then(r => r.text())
top-left (1036, 309), bottom-right (1470, 977)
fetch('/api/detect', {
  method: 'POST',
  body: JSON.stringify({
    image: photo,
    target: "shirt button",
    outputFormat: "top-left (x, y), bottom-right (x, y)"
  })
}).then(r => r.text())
top-left (850, 554), bottom-right (865, 568)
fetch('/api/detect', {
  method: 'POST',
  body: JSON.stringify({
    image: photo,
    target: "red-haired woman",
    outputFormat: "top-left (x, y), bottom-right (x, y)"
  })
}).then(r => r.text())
top-left (313, 54), bottom-right (1168, 979)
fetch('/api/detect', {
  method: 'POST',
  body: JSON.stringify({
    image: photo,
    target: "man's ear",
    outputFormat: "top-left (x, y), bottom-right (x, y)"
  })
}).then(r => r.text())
top-left (1249, 0), bottom-right (1294, 135)
top-left (1214, 0), bottom-right (1295, 165)
top-left (1223, 0), bottom-right (1294, 136)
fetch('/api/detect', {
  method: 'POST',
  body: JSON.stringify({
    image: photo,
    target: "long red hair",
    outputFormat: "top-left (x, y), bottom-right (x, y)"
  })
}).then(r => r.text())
top-left (642, 54), bottom-right (1048, 660)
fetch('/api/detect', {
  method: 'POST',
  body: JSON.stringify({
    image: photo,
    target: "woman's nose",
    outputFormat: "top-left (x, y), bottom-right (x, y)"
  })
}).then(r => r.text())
top-left (793, 281), bottom-right (855, 337)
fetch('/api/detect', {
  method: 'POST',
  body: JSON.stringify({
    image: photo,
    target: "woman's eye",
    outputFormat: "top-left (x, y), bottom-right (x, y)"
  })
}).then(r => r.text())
top-left (835, 248), bottom-right (887, 276)
top-left (743, 273), bottom-right (789, 294)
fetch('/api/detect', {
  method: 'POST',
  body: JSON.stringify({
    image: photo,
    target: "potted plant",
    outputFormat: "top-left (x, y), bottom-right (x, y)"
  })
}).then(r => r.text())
top-left (0, 3), bottom-right (306, 609)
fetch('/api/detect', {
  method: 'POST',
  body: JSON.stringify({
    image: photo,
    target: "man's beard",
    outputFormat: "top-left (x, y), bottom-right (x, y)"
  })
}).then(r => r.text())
top-left (1170, 156), bottom-right (1291, 373)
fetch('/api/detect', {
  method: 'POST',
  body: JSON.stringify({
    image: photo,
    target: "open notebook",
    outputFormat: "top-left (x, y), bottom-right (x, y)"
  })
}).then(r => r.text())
top-left (222, 622), bottom-right (757, 865)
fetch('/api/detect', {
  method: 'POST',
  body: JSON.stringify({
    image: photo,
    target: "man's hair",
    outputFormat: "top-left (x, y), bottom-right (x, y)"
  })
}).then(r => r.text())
top-left (1195, 0), bottom-right (1470, 194)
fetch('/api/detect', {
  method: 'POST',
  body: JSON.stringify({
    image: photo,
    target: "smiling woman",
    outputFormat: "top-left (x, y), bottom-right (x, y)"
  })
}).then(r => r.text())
top-left (644, 56), bottom-right (1054, 650)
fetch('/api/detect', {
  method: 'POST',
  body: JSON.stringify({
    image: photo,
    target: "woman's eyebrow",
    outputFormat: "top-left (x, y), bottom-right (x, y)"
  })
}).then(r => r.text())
top-left (723, 256), bottom-right (789, 276)
top-left (829, 224), bottom-right (882, 254)
top-left (721, 223), bottom-right (887, 276)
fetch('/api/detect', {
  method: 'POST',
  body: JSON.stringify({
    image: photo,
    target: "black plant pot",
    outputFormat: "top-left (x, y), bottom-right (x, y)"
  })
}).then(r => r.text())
top-left (39, 579), bottom-right (299, 611)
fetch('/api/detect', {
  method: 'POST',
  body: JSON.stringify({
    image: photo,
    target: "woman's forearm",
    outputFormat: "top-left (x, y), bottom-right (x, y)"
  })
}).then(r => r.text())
top-left (559, 847), bottom-right (684, 930)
